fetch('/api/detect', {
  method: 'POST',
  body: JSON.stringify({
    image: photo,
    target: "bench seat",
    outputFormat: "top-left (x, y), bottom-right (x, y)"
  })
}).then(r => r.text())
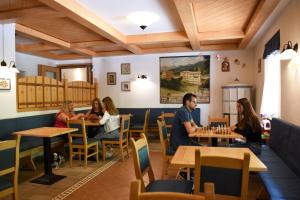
top-left (258, 118), bottom-right (300, 200)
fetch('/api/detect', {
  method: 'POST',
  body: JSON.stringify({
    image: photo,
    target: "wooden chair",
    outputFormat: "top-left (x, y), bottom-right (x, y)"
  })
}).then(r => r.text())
top-left (130, 179), bottom-right (215, 200)
top-left (208, 115), bottom-right (229, 127)
top-left (194, 149), bottom-right (250, 200)
top-left (102, 114), bottom-right (131, 161)
top-left (157, 119), bottom-right (173, 179)
top-left (129, 133), bottom-right (193, 194)
top-left (67, 119), bottom-right (99, 168)
top-left (130, 109), bottom-right (150, 139)
top-left (0, 136), bottom-right (20, 200)
top-left (160, 112), bottom-right (175, 133)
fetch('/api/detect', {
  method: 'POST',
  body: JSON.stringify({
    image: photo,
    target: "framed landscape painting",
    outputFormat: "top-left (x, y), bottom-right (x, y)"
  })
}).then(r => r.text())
top-left (160, 55), bottom-right (210, 104)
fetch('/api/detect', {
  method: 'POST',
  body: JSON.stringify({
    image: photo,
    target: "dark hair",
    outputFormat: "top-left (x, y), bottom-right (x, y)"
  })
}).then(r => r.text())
top-left (92, 98), bottom-right (102, 112)
top-left (182, 93), bottom-right (197, 105)
top-left (237, 98), bottom-right (261, 133)
top-left (102, 97), bottom-right (119, 115)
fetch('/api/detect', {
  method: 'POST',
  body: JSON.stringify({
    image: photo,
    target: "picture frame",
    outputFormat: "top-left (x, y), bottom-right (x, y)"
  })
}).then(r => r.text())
top-left (107, 72), bottom-right (116, 85)
top-left (0, 78), bottom-right (11, 90)
top-left (221, 60), bottom-right (230, 72)
top-left (121, 81), bottom-right (130, 91)
top-left (160, 55), bottom-right (210, 104)
top-left (258, 58), bottom-right (262, 73)
top-left (121, 63), bottom-right (131, 75)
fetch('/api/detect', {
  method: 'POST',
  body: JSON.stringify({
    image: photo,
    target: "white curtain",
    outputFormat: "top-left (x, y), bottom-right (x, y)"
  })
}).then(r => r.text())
top-left (260, 51), bottom-right (281, 118)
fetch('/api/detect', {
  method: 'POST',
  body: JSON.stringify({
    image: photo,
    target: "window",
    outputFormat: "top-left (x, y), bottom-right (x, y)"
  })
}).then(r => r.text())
top-left (260, 51), bottom-right (281, 118)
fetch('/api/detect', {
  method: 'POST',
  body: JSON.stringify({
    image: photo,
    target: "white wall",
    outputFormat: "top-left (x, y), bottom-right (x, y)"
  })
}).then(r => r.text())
top-left (16, 52), bottom-right (56, 76)
top-left (254, 0), bottom-right (300, 125)
top-left (93, 50), bottom-right (255, 125)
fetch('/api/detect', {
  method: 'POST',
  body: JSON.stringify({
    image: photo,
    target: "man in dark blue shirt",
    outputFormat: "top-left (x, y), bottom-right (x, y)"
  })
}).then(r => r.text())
top-left (170, 93), bottom-right (199, 153)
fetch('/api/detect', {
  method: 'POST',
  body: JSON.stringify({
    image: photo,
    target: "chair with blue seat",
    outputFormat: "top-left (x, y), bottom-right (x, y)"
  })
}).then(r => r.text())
top-left (194, 149), bottom-right (250, 200)
top-left (0, 136), bottom-right (20, 200)
top-left (130, 179), bottom-right (215, 200)
top-left (67, 119), bottom-right (99, 168)
top-left (130, 109), bottom-right (150, 139)
top-left (102, 114), bottom-right (131, 161)
top-left (130, 133), bottom-right (193, 194)
top-left (157, 119), bottom-right (174, 179)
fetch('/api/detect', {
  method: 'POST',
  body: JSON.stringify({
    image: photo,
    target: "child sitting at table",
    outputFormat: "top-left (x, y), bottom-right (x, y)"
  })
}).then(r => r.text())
top-left (85, 98), bottom-right (104, 138)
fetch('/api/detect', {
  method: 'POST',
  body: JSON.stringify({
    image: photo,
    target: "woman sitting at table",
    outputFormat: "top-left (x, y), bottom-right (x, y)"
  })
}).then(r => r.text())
top-left (231, 98), bottom-right (262, 154)
top-left (54, 100), bottom-right (84, 128)
top-left (94, 97), bottom-right (120, 157)
top-left (85, 98), bottom-right (104, 138)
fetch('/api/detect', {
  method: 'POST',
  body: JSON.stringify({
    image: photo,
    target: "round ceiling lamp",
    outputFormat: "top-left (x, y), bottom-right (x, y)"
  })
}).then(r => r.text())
top-left (127, 11), bottom-right (159, 30)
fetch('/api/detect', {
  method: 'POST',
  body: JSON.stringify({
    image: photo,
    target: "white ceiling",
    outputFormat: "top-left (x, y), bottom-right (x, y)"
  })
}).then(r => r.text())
top-left (77, 0), bottom-right (183, 35)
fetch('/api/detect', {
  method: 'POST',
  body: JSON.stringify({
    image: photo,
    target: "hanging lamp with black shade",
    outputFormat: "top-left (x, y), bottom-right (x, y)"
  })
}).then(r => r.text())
top-left (1, 25), bottom-right (7, 66)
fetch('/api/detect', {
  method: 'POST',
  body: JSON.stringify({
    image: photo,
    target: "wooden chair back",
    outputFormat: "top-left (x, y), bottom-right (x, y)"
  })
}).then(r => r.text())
top-left (67, 119), bottom-right (87, 146)
top-left (208, 115), bottom-right (229, 127)
top-left (157, 120), bottom-right (169, 157)
top-left (130, 133), bottom-right (155, 191)
top-left (0, 136), bottom-right (20, 200)
top-left (194, 149), bottom-right (250, 200)
top-left (120, 114), bottom-right (131, 143)
top-left (143, 109), bottom-right (150, 135)
top-left (160, 112), bottom-right (175, 129)
top-left (130, 180), bottom-right (215, 200)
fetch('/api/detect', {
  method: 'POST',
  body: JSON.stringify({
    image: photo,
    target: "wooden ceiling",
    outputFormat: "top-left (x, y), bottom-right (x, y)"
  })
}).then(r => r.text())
top-left (1, 0), bottom-right (279, 60)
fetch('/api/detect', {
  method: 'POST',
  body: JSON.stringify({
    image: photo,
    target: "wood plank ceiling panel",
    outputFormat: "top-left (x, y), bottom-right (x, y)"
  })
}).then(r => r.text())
top-left (0, 0), bottom-right (42, 11)
top-left (193, 0), bottom-right (258, 32)
top-left (139, 42), bottom-right (191, 49)
top-left (17, 17), bottom-right (106, 43)
top-left (200, 39), bottom-right (240, 45)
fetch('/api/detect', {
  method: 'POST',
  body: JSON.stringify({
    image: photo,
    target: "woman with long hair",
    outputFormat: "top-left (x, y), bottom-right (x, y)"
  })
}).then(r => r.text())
top-left (86, 98), bottom-right (104, 138)
top-left (95, 97), bottom-right (120, 157)
top-left (54, 100), bottom-right (84, 128)
top-left (231, 98), bottom-right (262, 154)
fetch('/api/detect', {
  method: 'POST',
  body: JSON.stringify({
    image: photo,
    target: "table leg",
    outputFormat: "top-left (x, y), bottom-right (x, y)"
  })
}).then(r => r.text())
top-left (30, 137), bottom-right (66, 185)
top-left (211, 138), bottom-right (218, 147)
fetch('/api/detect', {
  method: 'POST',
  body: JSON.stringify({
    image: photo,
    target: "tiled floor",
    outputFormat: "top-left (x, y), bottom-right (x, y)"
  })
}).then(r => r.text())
top-left (1, 142), bottom-right (264, 200)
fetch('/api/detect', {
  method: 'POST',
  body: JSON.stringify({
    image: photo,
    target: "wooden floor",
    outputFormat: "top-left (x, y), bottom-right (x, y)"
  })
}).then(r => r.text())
top-left (1, 142), bottom-right (264, 200)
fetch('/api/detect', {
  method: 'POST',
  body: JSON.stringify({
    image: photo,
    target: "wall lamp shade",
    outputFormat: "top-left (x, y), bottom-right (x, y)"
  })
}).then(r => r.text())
top-left (9, 61), bottom-right (20, 73)
top-left (127, 11), bottom-right (159, 30)
top-left (280, 41), bottom-right (298, 60)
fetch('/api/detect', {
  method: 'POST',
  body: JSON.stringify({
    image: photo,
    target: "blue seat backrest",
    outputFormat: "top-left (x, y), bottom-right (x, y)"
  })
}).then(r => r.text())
top-left (0, 147), bottom-right (15, 171)
top-left (118, 108), bottom-right (201, 126)
top-left (0, 113), bottom-right (56, 140)
top-left (270, 118), bottom-right (300, 178)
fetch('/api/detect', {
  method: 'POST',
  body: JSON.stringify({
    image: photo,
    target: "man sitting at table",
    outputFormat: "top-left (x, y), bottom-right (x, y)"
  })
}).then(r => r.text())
top-left (169, 93), bottom-right (199, 154)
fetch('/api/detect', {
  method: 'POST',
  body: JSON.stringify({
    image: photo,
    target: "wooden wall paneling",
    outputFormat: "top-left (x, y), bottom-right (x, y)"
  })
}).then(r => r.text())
top-left (36, 76), bottom-right (44, 108)
top-left (17, 77), bottom-right (27, 109)
top-left (44, 76), bottom-right (51, 107)
top-left (26, 77), bottom-right (36, 108)
top-left (51, 78), bottom-right (58, 107)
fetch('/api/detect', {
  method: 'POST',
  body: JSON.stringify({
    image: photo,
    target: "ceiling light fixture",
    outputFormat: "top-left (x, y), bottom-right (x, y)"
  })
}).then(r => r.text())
top-left (280, 41), bottom-right (298, 60)
top-left (127, 11), bottom-right (159, 30)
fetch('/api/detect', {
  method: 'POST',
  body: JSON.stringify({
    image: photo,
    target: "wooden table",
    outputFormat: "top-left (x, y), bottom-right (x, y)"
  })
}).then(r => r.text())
top-left (14, 127), bottom-right (77, 185)
top-left (189, 129), bottom-right (244, 146)
top-left (171, 146), bottom-right (267, 172)
top-left (84, 114), bottom-right (132, 126)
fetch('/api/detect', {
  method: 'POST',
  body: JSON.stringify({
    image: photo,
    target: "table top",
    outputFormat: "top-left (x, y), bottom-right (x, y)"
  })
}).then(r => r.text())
top-left (14, 127), bottom-right (78, 138)
top-left (189, 129), bottom-right (244, 139)
top-left (171, 146), bottom-right (267, 172)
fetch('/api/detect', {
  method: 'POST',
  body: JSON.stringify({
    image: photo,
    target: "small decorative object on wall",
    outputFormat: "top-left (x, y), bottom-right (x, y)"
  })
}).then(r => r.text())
top-left (0, 78), bottom-right (11, 90)
top-left (121, 63), bottom-right (131, 74)
top-left (258, 58), bottom-right (262, 73)
top-left (221, 57), bottom-right (230, 72)
top-left (107, 72), bottom-right (116, 85)
top-left (121, 81), bottom-right (130, 91)
top-left (160, 55), bottom-right (210, 104)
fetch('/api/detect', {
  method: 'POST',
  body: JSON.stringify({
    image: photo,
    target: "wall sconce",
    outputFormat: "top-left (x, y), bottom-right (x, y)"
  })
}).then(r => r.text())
top-left (280, 41), bottom-right (298, 60)
top-left (9, 61), bottom-right (20, 73)
top-left (137, 74), bottom-right (147, 79)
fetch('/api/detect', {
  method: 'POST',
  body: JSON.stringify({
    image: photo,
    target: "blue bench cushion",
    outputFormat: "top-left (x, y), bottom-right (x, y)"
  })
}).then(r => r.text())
top-left (72, 138), bottom-right (98, 145)
top-left (119, 108), bottom-right (201, 128)
top-left (0, 176), bottom-right (12, 191)
top-left (146, 179), bottom-right (193, 193)
top-left (261, 177), bottom-right (300, 200)
top-left (259, 145), bottom-right (283, 163)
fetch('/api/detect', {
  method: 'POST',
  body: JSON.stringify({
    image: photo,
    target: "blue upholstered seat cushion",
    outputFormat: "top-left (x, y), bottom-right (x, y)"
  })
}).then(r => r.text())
top-left (146, 179), bottom-right (193, 193)
top-left (130, 124), bottom-right (144, 130)
top-left (260, 161), bottom-right (299, 179)
top-left (260, 176), bottom-right (300, 199)
top-left (259, 145), bottom-right (283, 163)
top-left (72, 138), bottom-right (98, 145)
top-left (101, 134), bottom-right (127, 141)
top-left (0, 176), bottom-right (12, 191)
